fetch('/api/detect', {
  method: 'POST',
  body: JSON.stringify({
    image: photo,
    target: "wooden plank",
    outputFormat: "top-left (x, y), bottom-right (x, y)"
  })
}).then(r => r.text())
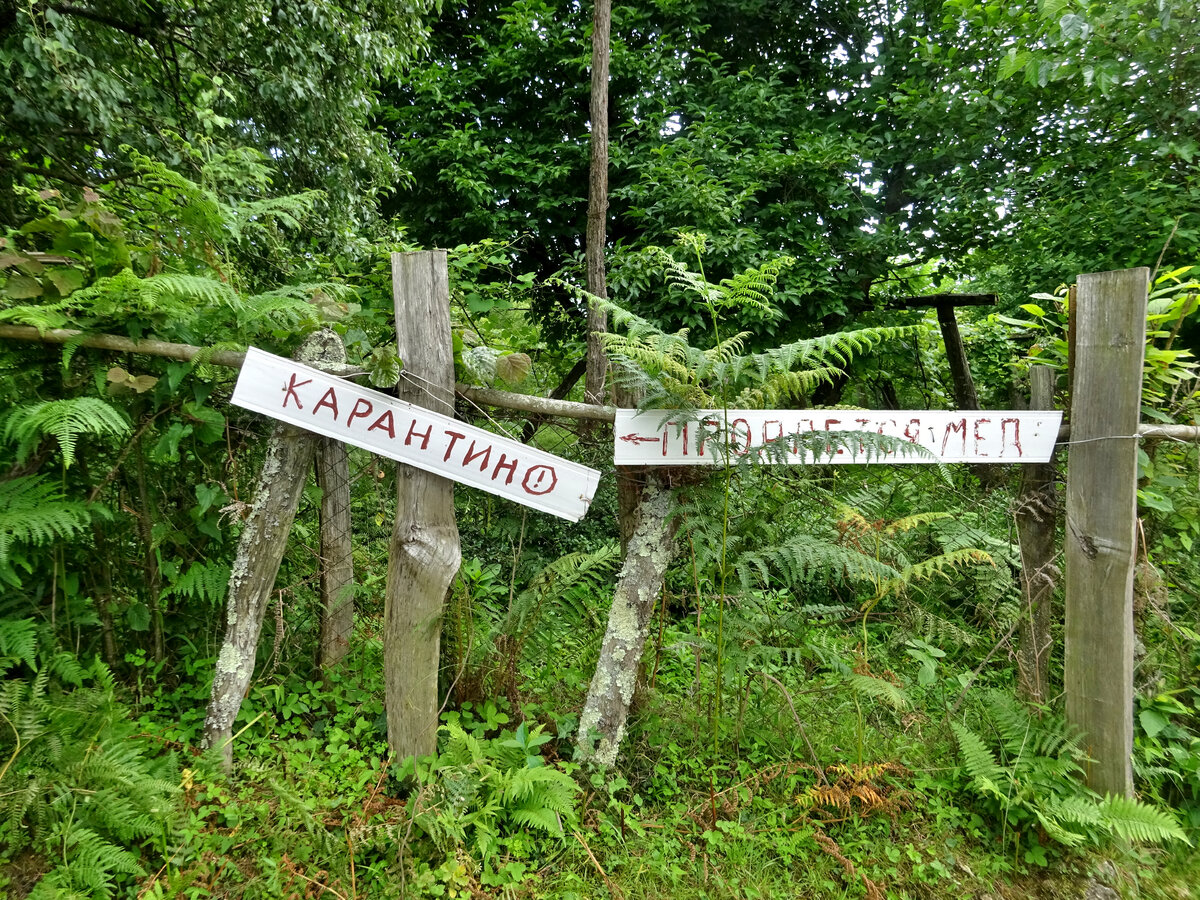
top-left (384, 251), bottom-right (461, 762)
top-left (898, 293), bottom-right (997, 308)
top-left (1064, 267), bottom-right (1148, 798)
top-left (9, 324), bottom-right (1197, 440)
top-left (1016, 366), bottom-right (1059, 705)
top-left (936, 304), bottom-right (982, 412)
top-left (584, 0), bottom-right (612, 407)
top-left (458, 382), bottom-right (616, 423)
top-left (231, 348), bottom-right (601, 521)
top-left (614, 409), bottom-right (1061, 465)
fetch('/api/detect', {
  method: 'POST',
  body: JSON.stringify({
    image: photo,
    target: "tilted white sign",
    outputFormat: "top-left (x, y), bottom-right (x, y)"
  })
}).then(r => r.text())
top-left (232, 348), bottom-right (600, 521)
top-left (614, 409), bottom-right (1062, 465)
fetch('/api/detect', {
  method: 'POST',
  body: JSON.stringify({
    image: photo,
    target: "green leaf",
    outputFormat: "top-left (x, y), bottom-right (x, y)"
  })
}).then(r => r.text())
top-left (4, 273), bottom-right (43, 299)
top-left (997, 49), bottom-right (1027, 82)
top-left (1139, 708), bottom-right (1170, 739)
top-left (1059, 13), bottom-right (1086, 41)
top-left (44, 267), bottom-right (86, 296)
top-left (126, 602), bottom-right (151, 632)
top-left (184, 402), bottom-right (226, 443)
top-left (495, 352), bottom-right (531, 384)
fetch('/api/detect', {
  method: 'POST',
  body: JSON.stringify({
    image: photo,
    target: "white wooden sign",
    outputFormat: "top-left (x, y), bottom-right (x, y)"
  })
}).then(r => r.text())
top-left (232, 348), bottom-right (601, 521)
top-left (614, 409), bottom-right (1062, 465)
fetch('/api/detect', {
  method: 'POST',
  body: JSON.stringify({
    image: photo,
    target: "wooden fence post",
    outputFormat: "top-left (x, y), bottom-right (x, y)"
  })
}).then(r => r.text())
top-left (1016, 365), bottom-right (1059, 705)
top-left (1064, 267), bottom-right (1148, 797)
top-left (384, 251), bottom-right (462, 762)
top-left (317, 438), bottom-right (355, 671)
top-left (202, 329), bottom-right (345, 770)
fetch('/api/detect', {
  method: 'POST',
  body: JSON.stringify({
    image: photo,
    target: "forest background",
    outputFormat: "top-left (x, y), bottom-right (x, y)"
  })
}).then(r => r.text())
top-left (2, 0), bottom-right (1200, 897)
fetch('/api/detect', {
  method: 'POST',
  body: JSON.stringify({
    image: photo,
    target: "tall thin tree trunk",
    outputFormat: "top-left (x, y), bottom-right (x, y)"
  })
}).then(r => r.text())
top-left (317, 438), bottom-right (355, 672)
top-left (577, 479), bottom-right (678, 766)
top-left (131, 426), bottom-right (165, 664)
top-left (584, 0), bottom-right (612, 406)
top-left (201, 330), bottom-right (345, 770)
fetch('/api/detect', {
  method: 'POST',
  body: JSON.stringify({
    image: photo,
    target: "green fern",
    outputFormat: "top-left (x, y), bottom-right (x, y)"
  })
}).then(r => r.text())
top-left (1098, 794), bottom-right (1189, 844)
top-left (848, 673), bottom-right (910, 711)
top-left (161, 560), bottom-right (231, 606)
top-left (0, 477), bottom-right (92, 584)
top-left (452, 544), bottom-right (621, 698)
top-left (951, 721), bottom-right (1007, 800)
top-left (0, 617), bottom-right (38, 674)
top-left (953, 692), bottom-right (1188, 850)
top-left (408, 722), bottom-right (579, 868)
top-left (0, 630), bottom-right (179, 897)
top-left (3, 398), bottom-right (130, 467)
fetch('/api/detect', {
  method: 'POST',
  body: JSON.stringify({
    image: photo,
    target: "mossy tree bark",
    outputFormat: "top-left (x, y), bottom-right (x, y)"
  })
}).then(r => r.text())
top-left (201, 330), bottom-right (346, 770)
top-left (576, 479), bottom-right (678, 766)
top-left (384, 251), bottom-right (462, 763)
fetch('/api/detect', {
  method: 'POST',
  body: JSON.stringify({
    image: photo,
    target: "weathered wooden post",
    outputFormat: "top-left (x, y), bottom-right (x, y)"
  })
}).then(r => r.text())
top-left (317, 438), bottom-right (355, 671)
top-left (1015, 366), bottom-right (1059, 705)
top-left (202, 329), bottom-right (345, 770)
top-left (900, 293), bottom-right (996, 411)
top-left (1064, 267), bottom-right (1148, 797)
top-left (384, 251), bottom-right (462, 762)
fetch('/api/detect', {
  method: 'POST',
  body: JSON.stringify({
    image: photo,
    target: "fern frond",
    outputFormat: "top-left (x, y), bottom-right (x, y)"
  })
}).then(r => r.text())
top-left (848, 673), bottom-right (909, 710)
top-left (951, 722), bottom-right (1006, 799)
top-left (736, 538), bottom-right (898, 592)
top-left (884, 512), bottom-right (952, 535)
top-left (4, 398), bottom-right (130, 467)
top-left (141, 273), bottom-right (238, 309)
top-left (902, 548), bottom-right (993, 586)
top-left (0, 299), bottom-right (74, 329)
top-left (1032, 805), bottom-right (1089, 847)
top-left (898, 604), bottom-right (979, 648)
top-left (0, 477), bottom-right (92, 562)
top-left (162, 560), bottom-right (231, 606)
top-left (1098, 794), bottom-right (1189, 845)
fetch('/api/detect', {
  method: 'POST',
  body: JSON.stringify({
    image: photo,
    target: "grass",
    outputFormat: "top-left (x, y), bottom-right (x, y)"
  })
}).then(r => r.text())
top-left (77, 606), bottom-right (1194, 900)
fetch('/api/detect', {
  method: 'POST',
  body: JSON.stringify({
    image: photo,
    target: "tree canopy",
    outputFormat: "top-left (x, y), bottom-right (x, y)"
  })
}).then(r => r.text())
top-left (1, 0), bottom-right (438, 246)
top-left (380, 0), bottom-right (1199, 339)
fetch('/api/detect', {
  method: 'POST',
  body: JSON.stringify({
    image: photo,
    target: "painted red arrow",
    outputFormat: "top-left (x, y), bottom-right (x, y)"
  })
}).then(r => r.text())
top-left (619, 432), bottom-right (661, 444)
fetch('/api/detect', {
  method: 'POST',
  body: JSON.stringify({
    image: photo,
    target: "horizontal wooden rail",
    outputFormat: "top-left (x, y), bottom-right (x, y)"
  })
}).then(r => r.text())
top-left (456, 384), bottom-right (616, 422)
top-left (0, 324), bottom-right (250, 369)
top-left (1, 324), bottom-right (1197, 438)
top-left (0, 324), bottom-right (614, 422)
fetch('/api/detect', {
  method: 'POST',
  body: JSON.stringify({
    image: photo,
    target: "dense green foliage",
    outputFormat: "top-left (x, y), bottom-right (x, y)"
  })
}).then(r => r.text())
top-left (382, 0), bottom-right (1200, 338)
top-left (2, 0), bottom-right (1200, 895)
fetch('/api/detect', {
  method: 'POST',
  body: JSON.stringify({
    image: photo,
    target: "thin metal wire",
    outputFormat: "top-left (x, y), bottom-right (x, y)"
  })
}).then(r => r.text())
top-left (398, 369), bottom-right (524, 443)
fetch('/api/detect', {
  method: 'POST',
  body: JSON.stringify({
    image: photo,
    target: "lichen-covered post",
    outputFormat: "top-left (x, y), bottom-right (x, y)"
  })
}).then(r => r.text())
top-left (201, 330), bottom-right (346, 770)
top-left (576, 480), bottom-right (678, 766)
top-left (384, 251), bottom-right (461, 762)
